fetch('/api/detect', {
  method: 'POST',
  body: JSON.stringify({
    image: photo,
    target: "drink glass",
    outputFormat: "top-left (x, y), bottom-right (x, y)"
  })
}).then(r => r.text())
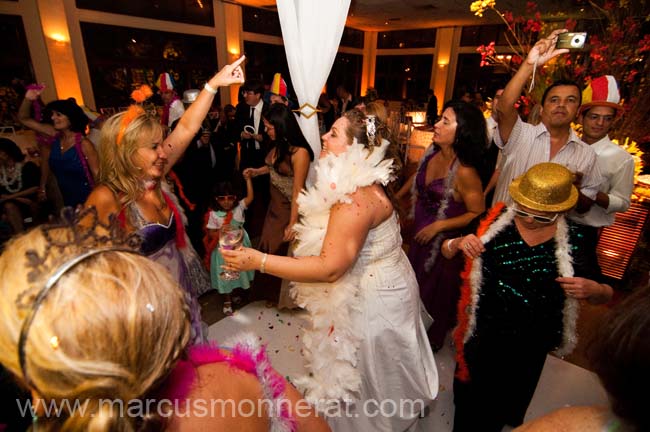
top-left (219, 224), bottom-right (244, 281)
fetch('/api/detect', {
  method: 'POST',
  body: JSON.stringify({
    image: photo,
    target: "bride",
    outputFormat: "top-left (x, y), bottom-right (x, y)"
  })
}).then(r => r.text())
top-left (222, 109), bottom-right (438, 431)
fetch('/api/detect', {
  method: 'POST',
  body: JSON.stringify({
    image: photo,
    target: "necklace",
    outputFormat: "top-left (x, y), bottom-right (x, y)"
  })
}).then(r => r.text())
top-left (0, 163), bottom-right (23, 193)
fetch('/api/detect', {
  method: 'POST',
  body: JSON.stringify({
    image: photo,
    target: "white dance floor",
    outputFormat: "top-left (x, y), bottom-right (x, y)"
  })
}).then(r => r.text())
top-left (208, 301), bottom-right (608, 431)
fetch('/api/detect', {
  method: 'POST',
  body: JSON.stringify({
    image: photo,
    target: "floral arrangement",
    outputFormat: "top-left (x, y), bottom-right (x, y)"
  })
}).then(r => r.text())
top-left (470, 0), bottom-right (650, 143)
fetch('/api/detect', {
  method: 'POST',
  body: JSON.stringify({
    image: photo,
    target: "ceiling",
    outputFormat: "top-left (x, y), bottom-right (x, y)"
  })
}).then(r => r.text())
top-left (223, 0), bottom-right (589, 31)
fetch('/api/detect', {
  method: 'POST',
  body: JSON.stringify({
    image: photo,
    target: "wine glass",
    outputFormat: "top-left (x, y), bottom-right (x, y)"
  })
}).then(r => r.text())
top-left (219, 224), bottom-right (244, 281)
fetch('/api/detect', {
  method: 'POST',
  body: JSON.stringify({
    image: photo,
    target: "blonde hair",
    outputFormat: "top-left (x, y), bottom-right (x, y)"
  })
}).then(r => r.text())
top-left (99, 111), bottom-right (163, 206)
top-left (0, 227), bottom-right (190, 431)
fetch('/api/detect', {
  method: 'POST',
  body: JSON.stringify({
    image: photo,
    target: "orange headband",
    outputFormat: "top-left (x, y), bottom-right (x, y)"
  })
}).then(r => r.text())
top-left (116, 85), bottom-right (154, 146)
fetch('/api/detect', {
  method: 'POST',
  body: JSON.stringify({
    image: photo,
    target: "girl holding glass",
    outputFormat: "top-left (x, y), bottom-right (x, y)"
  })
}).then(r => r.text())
top-left (206, 175), bottom-right (255, 315)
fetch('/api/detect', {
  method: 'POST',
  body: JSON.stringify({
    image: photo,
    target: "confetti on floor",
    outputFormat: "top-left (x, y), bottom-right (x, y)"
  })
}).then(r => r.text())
top-left (208, 301), bottom-right (608, 431)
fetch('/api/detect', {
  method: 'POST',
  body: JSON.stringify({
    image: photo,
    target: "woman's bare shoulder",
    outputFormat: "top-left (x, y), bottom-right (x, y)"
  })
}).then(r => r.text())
top-left (85, 185), bottom-right (121, 220)
top-left (514, 406), bottom-right (609, 432)
top-left (167, 361), bottom-right (270, 431)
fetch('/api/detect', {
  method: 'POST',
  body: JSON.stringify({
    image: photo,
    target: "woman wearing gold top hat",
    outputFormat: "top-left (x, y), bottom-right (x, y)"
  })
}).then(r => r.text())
top-left (442, 162), bottom-right (613, 432)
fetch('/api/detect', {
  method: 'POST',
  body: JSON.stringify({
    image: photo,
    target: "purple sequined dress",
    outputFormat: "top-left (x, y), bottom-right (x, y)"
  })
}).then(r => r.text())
top-left (131, 207), bottom-right (203, 344)
top-left (408, 149), bottom-right (467, 349)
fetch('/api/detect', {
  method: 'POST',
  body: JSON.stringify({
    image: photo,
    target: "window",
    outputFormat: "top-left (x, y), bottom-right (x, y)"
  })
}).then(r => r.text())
top-left (242, 6), bottom-right (282, 37)
top-left (76, 0), bottom-right (214, 26)
top-left (81, 22), bottom-right (217, 109)
top-left (0, 14), bottom-right (34, 129)
top-left (378, 28), bottom-right (436, 49)
top-left (454, 53), bottom-right (510, 101)
top-left (375, 55), bottom-right (433, 102)
top-left (326, 53), bottom-right (363, 98)
top-left (341, 27), bottom-right (364, 48)
top-left (0, 14), bottom-right (34, 86)
top-left (242, 41), bottom-right (291, 94)
top-left (460, 25), bottom-right (510, 47)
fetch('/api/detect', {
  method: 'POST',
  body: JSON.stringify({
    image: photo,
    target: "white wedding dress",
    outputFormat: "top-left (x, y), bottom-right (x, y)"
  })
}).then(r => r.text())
top-left (289, 140), bottom-right (438, 431)
top-left (327, 212), bottom-right (439, 431)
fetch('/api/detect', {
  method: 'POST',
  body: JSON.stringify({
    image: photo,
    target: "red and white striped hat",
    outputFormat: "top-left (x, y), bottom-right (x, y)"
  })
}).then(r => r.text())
top-left (156, 72), bottom-right (176, 92)
top-left (580, 75), bottom-right (623, 114)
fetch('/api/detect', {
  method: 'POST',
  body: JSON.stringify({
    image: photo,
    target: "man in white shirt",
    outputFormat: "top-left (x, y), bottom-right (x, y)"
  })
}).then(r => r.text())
top-left (572, 75), bottom-right (634, 228)
top-left (493, 29), bottom-right (603, 216)
top-left (571, 76), bottom-right (635, 274)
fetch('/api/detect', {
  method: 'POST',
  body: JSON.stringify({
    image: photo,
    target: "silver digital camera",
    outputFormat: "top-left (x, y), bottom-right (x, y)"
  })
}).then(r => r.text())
top-left (556, 32), bottom-right (587, 49)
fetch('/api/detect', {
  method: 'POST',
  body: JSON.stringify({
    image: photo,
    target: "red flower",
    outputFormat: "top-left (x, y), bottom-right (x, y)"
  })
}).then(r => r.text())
top-left (639, 35), bottom-right (650, 54)
top-left (626, 69), bottom-right (639, 83)
top-left (526, 1), bottom-right (537, 14)
top-left (565, 18), bottom-right (577, 31)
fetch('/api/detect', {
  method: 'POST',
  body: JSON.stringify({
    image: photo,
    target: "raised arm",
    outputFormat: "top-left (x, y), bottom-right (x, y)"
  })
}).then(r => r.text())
top-left (163, 56), bottom-right (245, 170)
top-left (221, 187), bottom-right (378, 283)
top-left (497, 29), bottom-right (569, 144)
top-left (18, 89), bottom-right (57, 137)
top-left (242, 171), bottom-right (254, 208)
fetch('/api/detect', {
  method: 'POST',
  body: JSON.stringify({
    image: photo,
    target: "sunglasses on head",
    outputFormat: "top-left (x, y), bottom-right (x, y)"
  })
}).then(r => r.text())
top-left (511, 207), bottom-right (559, 224)
top-left (217, 195), bottom-right (237, 201)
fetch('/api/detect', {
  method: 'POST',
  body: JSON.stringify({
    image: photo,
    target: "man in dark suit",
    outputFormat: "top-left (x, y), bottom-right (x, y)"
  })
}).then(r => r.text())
top-left (234, 79), bottom-right (269, 237)
top-left (235, 79), bottom-right (268, 171)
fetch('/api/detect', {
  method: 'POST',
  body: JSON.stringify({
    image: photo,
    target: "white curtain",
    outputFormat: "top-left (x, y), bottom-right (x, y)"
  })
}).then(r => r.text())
top-left (277, 0), bottom-right (351, 159)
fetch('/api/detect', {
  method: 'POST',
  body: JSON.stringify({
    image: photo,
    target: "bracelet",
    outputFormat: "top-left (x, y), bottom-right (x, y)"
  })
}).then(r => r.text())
top-left (446, 238), bottom-right (456, 253)
top-left (260, 253), bottom-right (268, 274)
top-left (204, 82), bottom-right (218, 95)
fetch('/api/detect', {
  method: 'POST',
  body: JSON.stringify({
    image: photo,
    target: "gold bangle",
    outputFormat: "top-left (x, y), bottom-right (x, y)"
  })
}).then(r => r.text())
top-left (260, 253), bottom-right (268, 274)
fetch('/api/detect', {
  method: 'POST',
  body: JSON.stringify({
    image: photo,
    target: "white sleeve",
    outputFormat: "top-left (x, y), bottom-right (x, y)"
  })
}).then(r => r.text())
top-left (606, 156), bottom-right (635, 213)
top-left (496, 116), bottom-right (526, 156)
top-left (233, 200), bottom-right (247, 223)
top-left (206, 211), bottom-right (221, 230)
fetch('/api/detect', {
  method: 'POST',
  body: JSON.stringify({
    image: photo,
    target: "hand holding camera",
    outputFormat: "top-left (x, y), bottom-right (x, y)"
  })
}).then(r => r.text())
top-left (556, 32), bottom-right (587, 50)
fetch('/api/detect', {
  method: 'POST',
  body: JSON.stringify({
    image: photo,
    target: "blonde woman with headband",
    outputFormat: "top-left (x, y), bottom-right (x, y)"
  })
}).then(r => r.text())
top-left (0, 212), bottom-right (328, 431)
top-left (85, 57), bottom-right (245, 343)
top-left (222, 109), bottom-right (437, 431)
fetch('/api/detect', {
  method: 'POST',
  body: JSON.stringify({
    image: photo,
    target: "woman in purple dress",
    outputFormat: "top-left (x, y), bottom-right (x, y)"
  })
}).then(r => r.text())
top-left (398, 100), bottom-right (486, 350)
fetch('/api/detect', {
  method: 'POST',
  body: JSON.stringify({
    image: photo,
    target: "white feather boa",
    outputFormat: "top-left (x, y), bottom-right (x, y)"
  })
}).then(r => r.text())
top-left (462, 208), bottom-right (579, 357)
top-left (289, 139), bottom-right (394, 411)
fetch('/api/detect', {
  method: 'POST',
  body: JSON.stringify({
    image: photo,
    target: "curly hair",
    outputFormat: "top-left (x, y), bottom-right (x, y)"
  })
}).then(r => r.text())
top-left (0, 226), bottom-right (190, 431)
top-left (440, 100), bottom-right (490, 186)
top-left (98, 110), bottom-right (163, 206)
top-left (342, 108), bottom-right (403, 203)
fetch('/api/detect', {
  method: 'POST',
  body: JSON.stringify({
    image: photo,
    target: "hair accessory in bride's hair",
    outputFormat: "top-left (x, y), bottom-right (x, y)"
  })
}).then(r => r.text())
top-left (17, 206), bottom-right (143, 388)
top-left (365, 115), bottom-right (377, 147)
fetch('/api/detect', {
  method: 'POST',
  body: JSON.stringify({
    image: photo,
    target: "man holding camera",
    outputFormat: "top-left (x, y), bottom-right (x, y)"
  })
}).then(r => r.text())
top-left (492, 29), bottom-right (603, 215)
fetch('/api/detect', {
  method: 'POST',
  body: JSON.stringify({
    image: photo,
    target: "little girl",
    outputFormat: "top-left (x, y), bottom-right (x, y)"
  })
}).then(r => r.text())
top-left (206, 173), bottom-right (255, 315)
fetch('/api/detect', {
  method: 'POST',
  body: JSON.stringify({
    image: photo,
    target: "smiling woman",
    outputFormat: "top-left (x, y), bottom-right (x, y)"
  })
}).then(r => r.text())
top-left (83, 56), bottom-right (246, 344)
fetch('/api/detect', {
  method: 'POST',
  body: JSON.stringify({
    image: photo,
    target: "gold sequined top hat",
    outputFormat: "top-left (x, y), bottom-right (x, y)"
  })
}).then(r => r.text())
top-left (509, 162), bottom-right (578, 212)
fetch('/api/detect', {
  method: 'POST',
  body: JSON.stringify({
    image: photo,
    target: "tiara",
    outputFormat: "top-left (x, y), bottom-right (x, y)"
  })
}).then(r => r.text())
top-left (365, 115), bottom-right (377, 147)
top-left (16, 206), bottom-right (143, 389)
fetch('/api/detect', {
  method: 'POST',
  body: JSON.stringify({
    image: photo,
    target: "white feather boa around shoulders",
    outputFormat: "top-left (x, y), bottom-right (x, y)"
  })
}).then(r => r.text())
top-left (289, 139), bottom-right (394, 411)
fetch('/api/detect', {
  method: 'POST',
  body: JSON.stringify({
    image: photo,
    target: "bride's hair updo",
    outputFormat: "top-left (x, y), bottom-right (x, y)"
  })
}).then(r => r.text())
top-left (342, 108), bottom-right (403, 205)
